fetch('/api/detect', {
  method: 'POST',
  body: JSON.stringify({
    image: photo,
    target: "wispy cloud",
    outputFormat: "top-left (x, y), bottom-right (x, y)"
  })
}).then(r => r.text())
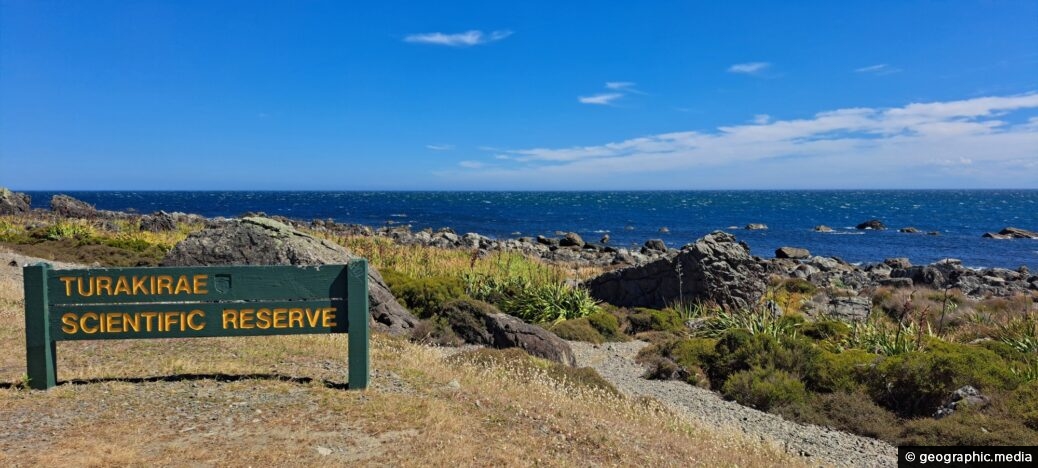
top-left (727, 62), bottom-right (771, 75)
top-left (855, 64), bottom-right (902, 75)
top-left (404, 30), bottom-right (513, 47)
top-left (579, 81), bottom-right (644, 105)
top-left (578, 93), bottom-right (624, 105)
top-left (458, 160), bottom-right (488, 169)
top-left (444, 93), bottom-right (1038, 189)
top-left (426, 144), bottom-right (454, 151)
top-left (605, 81), bottom-right (635, 90)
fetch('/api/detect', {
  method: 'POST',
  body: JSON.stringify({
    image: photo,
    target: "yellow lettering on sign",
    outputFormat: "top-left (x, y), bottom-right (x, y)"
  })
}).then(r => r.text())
top-left (222, 309), bottom-right (238, 329)
top-left (187, 310), bottom-right (205, 331)
top-left (140, 311), bottom-right (158, 332)
top-left (80, 312), bottom-right (99, 334)
top-left (288, 309), bottom-right (304, 328)
top-left (174, 276), bottom-right (191, 295)
top-left (95, 276), bottom-right (113, 296)
top-left (61, 313), bottom-right (77, 334)
top-left (239, 309), bottom-right (255, 329)
top-left (113, 276), bottom-right (131, 295)
top-left (132, 276), bottom-right (148, 295)
top-left (273, 308), bottom-right (288, 329)
top-left (322, 308), bottom-right (337, 328)
top-left (256, 308), bottom-right (272, 329)
top-left (156, 275), bottom-right (173, 295)
top-left (304, 308), bottom-right (320, 327)
top-left (60, 277), bottom-right (76, 296)
top-left (193, 275), bottom-right (208, 294)
top-left (124, 313), bottom-right (140, 332)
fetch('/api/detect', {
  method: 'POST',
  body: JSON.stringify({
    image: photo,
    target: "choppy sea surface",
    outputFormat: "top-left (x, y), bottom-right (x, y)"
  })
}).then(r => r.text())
top-left (25, 190), bottom-right (1038, 270)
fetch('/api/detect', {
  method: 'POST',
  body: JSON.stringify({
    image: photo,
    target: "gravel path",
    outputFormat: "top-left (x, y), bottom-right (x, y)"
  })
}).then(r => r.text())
top-left (569, 340), bottom-right (898, 468)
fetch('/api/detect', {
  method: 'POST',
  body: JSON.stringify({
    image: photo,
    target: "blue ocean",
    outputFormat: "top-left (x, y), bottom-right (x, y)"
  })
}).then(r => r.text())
top-left (24, 191), bottom-right (1038, 270)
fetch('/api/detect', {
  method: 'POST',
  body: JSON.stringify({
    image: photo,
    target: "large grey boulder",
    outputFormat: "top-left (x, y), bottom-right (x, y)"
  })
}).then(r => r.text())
top-left (140, 211), bottom-right (178, 232)
top-left (0, 188), bottom-right (31, 215)
top-left (162, 217), bottom-right (417, 335)
top-left (435, 299), bottom-right (576, 365)
top-left (585, 231), bottom-right (766, 311)
top-left (50, 194), bottom-right (97, 218)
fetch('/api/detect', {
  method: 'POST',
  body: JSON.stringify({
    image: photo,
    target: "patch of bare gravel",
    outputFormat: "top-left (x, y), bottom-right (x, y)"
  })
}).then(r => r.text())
top-left (569, 340), bottom-right (898, 468)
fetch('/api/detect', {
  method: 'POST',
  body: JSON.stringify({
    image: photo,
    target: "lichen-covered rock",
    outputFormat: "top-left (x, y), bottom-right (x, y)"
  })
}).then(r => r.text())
top-left (585, 231), bottom-right (766, 311)
top-left (559, 232), bottom-right (585, 247)
top-left (50, 194), bottom-right (97, 218)
top-left (484, 313), bottom-right (576, 366)
top-left (162, 217), bottom-right (417, 335)
top-left (0, 188), bottom-right (31, 215)
top-left (775, 246), bottom-right (810, 259)
top-left (140, 211), bottom-right (178, 232)
top-left (433, 299), bottom-right (575, 365)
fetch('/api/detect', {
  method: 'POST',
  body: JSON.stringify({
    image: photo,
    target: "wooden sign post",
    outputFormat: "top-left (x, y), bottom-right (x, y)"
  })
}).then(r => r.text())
top-left (23, 260), bottom-right (370, 390)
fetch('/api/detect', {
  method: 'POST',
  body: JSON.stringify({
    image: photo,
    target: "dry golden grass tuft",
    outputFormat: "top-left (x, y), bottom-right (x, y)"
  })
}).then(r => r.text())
top-left (0, 267), bottom-right (801, 467)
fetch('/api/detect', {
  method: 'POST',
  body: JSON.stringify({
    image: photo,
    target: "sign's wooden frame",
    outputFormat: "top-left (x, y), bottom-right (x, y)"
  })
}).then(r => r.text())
top-left (23, 260), bottom-right (370, 390)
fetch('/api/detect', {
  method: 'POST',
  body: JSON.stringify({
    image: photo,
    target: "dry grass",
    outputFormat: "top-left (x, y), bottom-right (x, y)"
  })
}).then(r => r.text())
top-left (0, 268), bottom-right (801, 467)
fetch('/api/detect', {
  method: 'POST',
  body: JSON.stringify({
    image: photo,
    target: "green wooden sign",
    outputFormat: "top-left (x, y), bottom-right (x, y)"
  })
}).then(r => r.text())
top-left (23, 260), bottom-right (370, 390)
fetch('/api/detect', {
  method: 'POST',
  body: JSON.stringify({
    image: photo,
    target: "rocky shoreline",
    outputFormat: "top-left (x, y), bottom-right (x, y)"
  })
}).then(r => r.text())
top-left (2, 189), bottom-right (1037, 305)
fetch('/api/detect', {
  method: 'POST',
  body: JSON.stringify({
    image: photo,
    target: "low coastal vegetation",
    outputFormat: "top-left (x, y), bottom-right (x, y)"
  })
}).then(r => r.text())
top-left (0, 211), bottom-right (798, 464)
top-left (2, 205), bottom-right (1037, 451)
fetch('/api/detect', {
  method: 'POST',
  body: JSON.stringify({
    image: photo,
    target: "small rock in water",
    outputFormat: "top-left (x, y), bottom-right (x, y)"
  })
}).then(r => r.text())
top-left (624, 224), bottom-right (635, 231)
top-left (600, 234), bottom-right (610, 244)
top-left (899, 227), bottom-right (919, 233)
top-left (927, 231), bottom-right (940, 236)
top-left (745, 223), bottom-right (768, 230)
top-left (856, 219), bottom-right (886, 230)
top-left (658, 227), bottom-right (670, 233)
top-left (813, 225), bottom-right (833, 232)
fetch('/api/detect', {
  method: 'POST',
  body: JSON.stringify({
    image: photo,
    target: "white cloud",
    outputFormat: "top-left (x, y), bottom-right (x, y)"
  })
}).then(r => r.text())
top-left (855, 64), bottom-right (901, 75)
top-left (440, 93), bottom-right (1038, 188)
top-left (728, 62), bottom-right (770, 74)
top-left (605, 81), bottom-right (636, 90)
top-left (458, 160), bottom-right (487, 169)
top-left (578, 93), bottom-right (623, 105)
top-left (753, 114), bottom-right (771, 124)
top-left (426, 144), bottom-right (454, 151)
top-left (404, 30), bottom-right (512, 47)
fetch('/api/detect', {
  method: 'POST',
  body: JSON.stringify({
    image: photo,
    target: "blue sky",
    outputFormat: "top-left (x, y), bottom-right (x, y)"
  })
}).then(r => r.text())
top-left (1, 0), bottom-right (1036, 190)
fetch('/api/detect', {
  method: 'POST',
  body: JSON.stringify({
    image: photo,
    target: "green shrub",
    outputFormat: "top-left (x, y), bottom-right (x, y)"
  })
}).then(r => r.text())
top-left (383, 270), bottom-right (465, 318)
top-left (899, 408), bottom-right (1038, 446)
top-left (0, 219), bottom-right (31, 243)
top-left (722, 367), bottom-right (808, 411)
top-left (773, 391), bottom-right (901, 443)
top-left (780, 278), bottom-right (817, 295)
top-left (587, 310), bottom-right (626, 341)
top-left (867, 339), bottom-right (1020, 417)
top-left (628, 308), bottom-right (684, 333)
top-left (1003, 380), bottom-right (1038, 430)
top-left (801, 320), bottom-right (851, 341)
top-left (805, 349), bottom-right (878, 393)
top-left (708, 330), bottom-right (820, 386)
top-left (550, 318), bottom-right (605, 344)
top-left (669, 338), bottom-right (718, 370)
